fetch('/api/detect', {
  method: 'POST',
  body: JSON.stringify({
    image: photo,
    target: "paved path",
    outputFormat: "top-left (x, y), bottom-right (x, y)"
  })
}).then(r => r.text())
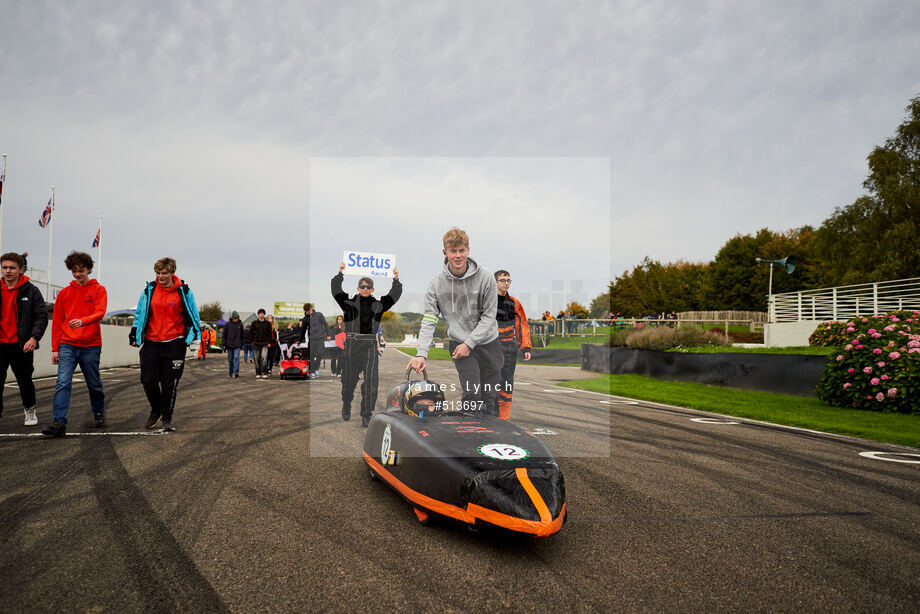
top-left (1, 349), bottom-right (918, 612)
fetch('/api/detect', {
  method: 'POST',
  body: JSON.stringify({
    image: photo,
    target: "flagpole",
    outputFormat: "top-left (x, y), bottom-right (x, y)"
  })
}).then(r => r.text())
top-left (0, 153), bottom-right (6, 255)
top-left (47, 186), bottom-right (54, 299)
top-left (97, 215), bottom-right (103, 283)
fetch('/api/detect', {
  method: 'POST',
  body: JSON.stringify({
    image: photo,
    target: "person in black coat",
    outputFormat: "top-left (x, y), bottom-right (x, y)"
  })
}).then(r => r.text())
top-left (331, 262), bottom-right (401, 426)
top-left (222, 311), bottom-right (245, 378)
top-left (299, 303), bottom-right (330, 378)
top-left (0, 252), bottom-right (49, 426)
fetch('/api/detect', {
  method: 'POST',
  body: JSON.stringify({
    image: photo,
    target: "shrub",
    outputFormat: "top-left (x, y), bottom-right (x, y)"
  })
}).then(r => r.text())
top-left (809, 321), bottom-right (850, 346)
top-left (615, 325), bottom-right (730, 351)
top-left (727, 331), bottom-right (764, 344)
top-left (607, 329), bottom-right (633, 347)
top-left (815, 310), bottom-right (920, 414)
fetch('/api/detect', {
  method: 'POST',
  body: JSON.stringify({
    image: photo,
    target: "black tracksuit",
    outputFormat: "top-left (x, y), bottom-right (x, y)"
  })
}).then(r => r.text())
top-left (331, 273), bottom-right (402, 421)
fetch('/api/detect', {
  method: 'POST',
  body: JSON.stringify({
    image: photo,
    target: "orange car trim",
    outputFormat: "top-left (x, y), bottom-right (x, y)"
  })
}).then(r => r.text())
top-left (515, 467), bottom-right (551, 523)
top-left (363, 451), bottom-right (565, 537)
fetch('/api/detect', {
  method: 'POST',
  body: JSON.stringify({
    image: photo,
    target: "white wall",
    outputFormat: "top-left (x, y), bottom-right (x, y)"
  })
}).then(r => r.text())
top-left (764, 320), bottom-right (822, 347)
top-left (7, 324), bottom-right (140, 379)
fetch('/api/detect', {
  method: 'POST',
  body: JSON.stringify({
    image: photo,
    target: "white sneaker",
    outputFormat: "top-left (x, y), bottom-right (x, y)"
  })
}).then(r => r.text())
top-left (24, 407), bottom-right (38, 426)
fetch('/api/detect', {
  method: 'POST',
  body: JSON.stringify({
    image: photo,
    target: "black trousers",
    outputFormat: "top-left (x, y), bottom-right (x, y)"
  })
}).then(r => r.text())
top-left (329, 347), bottom-right (343, 375)
top-left (498, 340), bottom-right (518, 419)
top-left (0, 343), bottom-right (36, 413)
top-left (449, 338), bottom-right (504, 417)
top-left (341, 336), bottom-right (379, 419)
top-left (308, 339), bottom-right (325, 375)
top-left (139, 339), bottom-right (187, 420)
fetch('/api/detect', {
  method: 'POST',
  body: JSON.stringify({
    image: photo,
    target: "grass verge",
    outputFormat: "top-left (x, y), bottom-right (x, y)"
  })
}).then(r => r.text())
top-left (397, 347), bottom-right (577, 366)
top-left (560, 374), bottom-right (920, 448)
top-left (398, 347), bottom-right (452, 361)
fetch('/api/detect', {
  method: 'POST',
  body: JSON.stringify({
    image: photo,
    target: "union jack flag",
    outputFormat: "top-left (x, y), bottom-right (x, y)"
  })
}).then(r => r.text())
top-left (38, 195), bottom-right (53, 228)
top-left (92, 228), bottom-right (101, 248)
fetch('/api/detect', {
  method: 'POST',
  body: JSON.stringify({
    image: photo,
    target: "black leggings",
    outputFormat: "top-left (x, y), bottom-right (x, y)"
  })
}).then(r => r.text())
top-left (139, 339), bottom-right (187, 420)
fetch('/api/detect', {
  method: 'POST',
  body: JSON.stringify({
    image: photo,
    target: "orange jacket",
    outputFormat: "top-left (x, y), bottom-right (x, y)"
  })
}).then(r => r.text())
top-left (497, 294), bottom-right (532, 353)
top-left (52, 279), bottom-right (107, 350)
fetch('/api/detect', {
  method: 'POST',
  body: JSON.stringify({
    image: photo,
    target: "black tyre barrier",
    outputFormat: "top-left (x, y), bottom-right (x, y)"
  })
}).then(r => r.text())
top-left (581, 344), bottom-right (828, 397)
top-left (528, 349), bottom-right (581, 364)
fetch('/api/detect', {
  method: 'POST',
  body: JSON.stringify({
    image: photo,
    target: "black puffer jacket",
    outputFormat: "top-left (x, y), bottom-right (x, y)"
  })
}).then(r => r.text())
top-left (222, 320), bottom-right (244, 349)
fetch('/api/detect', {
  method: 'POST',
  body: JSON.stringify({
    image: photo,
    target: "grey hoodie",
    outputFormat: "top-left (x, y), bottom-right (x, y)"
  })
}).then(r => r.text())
top-left (416, 256), bottom-right (498, 358)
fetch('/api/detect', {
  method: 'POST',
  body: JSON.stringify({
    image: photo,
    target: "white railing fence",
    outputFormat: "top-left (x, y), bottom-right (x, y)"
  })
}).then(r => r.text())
top-left (768, 277), bottom-right (920, 323)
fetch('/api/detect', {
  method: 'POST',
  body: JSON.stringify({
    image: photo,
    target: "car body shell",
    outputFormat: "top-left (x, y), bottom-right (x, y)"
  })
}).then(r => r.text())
top-left (363, 410), bottom-right (566, 537)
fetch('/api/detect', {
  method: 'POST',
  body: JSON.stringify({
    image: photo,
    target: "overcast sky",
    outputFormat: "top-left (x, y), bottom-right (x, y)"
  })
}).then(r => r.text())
top-left (1, 0), bottom-right (917, 318)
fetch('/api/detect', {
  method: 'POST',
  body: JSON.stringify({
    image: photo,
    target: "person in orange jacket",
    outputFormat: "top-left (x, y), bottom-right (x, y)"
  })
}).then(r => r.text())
top-left (494, 269), bottom-right (532, 420)
top-left (197, 327), bottom-right (211, 360)
top-left (42, 251), bottom-right (107, 436)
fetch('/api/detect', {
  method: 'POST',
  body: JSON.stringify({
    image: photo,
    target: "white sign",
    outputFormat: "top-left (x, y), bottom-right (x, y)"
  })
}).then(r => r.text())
top-left (343, 250), bottom-right (396, 278)
top-left (478, 443), bottom-right (531, 461)
top-left (380, 424), bottom-right (392, 464)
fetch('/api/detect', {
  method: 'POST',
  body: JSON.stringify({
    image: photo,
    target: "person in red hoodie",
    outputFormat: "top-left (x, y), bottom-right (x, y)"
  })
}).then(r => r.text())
top-left (0, 252), bottom-right (48, 426)
top-left (42, 251), bottom-right (107, 437)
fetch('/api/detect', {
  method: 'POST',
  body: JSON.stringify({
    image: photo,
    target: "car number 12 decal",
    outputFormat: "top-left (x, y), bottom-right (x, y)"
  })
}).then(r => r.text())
top-left (477, 443), bottom-right (530, 461)
top-left (380, 424), bottom-right (392, 464)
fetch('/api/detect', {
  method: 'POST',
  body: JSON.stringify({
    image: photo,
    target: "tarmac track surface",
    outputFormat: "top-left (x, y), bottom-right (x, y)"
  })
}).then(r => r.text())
top-left (1, 348), bottom-right (919, 613)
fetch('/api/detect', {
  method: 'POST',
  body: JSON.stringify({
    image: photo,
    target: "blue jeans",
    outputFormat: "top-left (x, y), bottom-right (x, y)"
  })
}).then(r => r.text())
top-left (53, 344), bottom-right (105, 424)
top-left (242, 343), bottom-right (253, 362)
top-left (227, 347), bottom-right (240, 375)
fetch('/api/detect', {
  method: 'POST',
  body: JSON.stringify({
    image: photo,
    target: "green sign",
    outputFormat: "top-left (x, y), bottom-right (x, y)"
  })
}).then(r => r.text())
top-left (274, 301), bottom-right (304, 318)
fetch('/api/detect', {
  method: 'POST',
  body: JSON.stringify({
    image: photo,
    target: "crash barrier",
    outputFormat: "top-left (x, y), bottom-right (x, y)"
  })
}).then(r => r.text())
top-left (768, 277), bottom-right (920, 323)
top-left (581, 344), bottom-right (827, 397)
top-left (531, 317), bottom-right (763, 347)
top-left (7, 324), bottom-right (140, 379)
top-left (528, 349), bottom-right (581, 364)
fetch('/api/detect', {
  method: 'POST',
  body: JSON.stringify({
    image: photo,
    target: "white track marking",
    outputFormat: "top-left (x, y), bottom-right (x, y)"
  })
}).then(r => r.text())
top-left (690, 418), bottom-right (739, 425)
top-left (858, 451), bottom-right (920, 464)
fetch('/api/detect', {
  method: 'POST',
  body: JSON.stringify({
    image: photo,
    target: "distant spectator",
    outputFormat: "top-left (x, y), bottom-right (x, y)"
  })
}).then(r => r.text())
top-left (266, 314), bottom-right (280, 374)
top-left (222, 311), bottom-right (244, 378)
top-left (250, 309), bottom-right (273, 379)
top-left (242, 325), bottom-right (253, 364)
top-left (330, 315), bottom-right (346, 376)
top-left (376, 323), bottom-right (386, 355)
top-left (299, 302), bottom-right (330, 379)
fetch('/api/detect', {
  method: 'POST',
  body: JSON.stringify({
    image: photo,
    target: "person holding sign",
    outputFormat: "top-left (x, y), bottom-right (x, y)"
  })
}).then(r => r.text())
top-left (332, 261), bottom-right (402, 426)
top-left (407, 227), bottom-right (503, 416)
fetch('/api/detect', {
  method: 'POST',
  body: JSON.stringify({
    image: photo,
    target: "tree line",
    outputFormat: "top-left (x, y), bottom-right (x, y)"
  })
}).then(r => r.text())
top-left (590, 94), bottom-right (920, 317)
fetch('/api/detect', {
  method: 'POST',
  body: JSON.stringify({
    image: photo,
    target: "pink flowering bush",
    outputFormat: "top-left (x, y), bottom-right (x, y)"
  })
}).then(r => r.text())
top-left (816, 310), bottom-right (920, 414)
top-left (809, 321), bottom-right (850, 346)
